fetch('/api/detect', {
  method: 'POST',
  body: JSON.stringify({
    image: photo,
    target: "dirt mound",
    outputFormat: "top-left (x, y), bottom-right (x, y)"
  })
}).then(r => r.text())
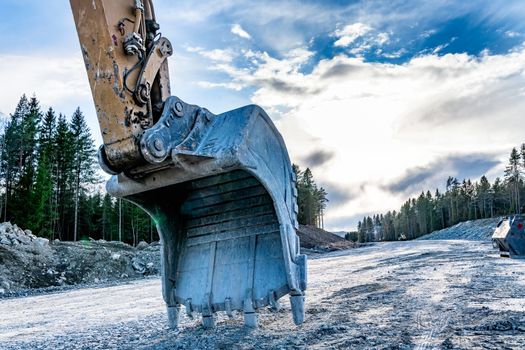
top-left (0, 222), bottom-right (160, 295)
top-left (297, 225), bottom-right (355, 252)
top-left (417, 217), bottom-right (501, 241)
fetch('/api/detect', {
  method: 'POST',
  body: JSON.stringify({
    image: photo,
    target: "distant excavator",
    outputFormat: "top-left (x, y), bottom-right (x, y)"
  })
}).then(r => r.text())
top-left (69, 0), bottom-right (307, 328)
top-left (492, 215), bottom-right (525, 258)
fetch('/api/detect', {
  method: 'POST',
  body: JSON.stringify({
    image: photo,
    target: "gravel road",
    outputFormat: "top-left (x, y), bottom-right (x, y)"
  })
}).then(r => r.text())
top-left (1, 240), bottom-right (524, 349)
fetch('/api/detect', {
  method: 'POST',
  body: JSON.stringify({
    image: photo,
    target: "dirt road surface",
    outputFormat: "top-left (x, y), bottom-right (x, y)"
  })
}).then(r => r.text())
top-left (1, 240), bottom-right (524, 349)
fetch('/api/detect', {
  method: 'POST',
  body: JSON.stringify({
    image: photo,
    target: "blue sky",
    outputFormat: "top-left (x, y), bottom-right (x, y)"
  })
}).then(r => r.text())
top-left (0, 0), bottom-right (524, 230)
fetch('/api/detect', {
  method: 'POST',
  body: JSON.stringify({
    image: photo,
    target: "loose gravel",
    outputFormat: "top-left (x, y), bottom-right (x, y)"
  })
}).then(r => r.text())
top-left (1, 240), bottom-right (524, 349)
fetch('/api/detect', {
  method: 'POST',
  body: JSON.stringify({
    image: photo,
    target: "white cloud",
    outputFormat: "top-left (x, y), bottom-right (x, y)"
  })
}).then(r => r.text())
top-left (200, 49), bottom-right (235, 62)
top-left (199, 46), bottom-right (525, 230)
top-left (332, 24), bottom-right (391, 56)
top-left (420, 29), bottom-right (437, 39)
top-left (186, 47), bottom-right (235, 62)
top-left (333, 23), bottom-right (372, 47)
top-left (432, 44), bottom-right (447, 54)
top-left (383, 48), bottom-right (406, 59)
top-left (375, 32), bottom-right (390, 46)
top-left (197, 81), bottom-right (243, 91)
top-left (0, 54), bottom-right (100, 144)
top-left (185, 46), bottom-right (204, 53)
top-left (505, 31), bottom-right (521, 38)
top-left (231, 24), bottom-right (251, 39)
top-left (431, 37), bottom-right (457, 54)
top-left (0, 54), bottom-right (90, 111)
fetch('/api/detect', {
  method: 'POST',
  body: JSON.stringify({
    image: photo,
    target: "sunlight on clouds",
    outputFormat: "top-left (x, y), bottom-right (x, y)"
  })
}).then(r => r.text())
top-left (197, 81), bottom-right (243, 91)
top-left (0, 54), bottom-right (91, 113)
top-left (334, 23), bottom-right (372, 47)
top-left (194, 45), bottom-right (525, 230)
top-left (332, 23), bottom-right (393, 57)
top-left (184, 47), bottom-right (235, 62)
top-left (0, 54), bottom-right (100, 152)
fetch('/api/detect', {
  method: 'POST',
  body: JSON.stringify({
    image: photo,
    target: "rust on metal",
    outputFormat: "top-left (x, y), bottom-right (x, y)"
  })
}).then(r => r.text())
top-left (70, 0), bottom-right (171, 172)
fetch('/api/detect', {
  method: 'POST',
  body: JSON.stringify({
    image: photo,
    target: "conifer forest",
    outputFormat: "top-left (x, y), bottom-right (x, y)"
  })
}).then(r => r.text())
top-left (353, 144), bottom-right (525, 242)
top-left (0, 95), bottom-right (329, 244)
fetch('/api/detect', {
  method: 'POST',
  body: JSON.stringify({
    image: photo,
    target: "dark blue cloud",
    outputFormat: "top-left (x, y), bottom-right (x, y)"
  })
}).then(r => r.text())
top-left (301, 149), bottom-right (335, 167)
top-left (384, 153), bottom-right (501, 195)
top-left (323, 182), bottom-right (365, 208)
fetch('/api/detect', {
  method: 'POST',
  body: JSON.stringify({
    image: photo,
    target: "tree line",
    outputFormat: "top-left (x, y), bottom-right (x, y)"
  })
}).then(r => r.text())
top-left (0, 95), bottom-right (156, 244)
top-left (0, 95), bottom-right (330, 244)
top-left (349, 144), bottom-right (525, 243)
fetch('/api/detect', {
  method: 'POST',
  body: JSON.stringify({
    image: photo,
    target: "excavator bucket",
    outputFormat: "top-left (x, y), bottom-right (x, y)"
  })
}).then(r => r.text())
top-left (69, 0), bottom-right (306, 328)
top-left (107, 98), bottom-right (307, 327)
top-left (492, 215), bottom-right (525, 258)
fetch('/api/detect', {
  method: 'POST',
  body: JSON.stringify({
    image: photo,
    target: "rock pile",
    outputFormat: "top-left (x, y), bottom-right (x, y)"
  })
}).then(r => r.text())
top-left (0, 222), bottom-right (355, 295)
top-left (0, 222), bottom-right (51, 250)
top-left (417, 218), bottom-right (501, 241)
top-left (0, 222), bottom-right (160, 295)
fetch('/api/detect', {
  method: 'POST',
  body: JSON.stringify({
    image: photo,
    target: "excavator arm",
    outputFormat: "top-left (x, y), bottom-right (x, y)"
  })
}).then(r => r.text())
top-left (70, 0), bottom-right (171, 174)
top-left (69, 0), bottom-right (307, 329)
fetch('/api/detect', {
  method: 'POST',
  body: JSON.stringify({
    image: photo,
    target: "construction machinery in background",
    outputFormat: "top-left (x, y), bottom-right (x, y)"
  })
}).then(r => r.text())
top-left (69, 0), bottom-right (307, 328)
top-left (492, 215), bottom-right (525, 258)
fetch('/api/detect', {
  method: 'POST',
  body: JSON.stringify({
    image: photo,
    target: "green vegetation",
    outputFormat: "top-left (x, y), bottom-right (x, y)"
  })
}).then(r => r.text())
top-left (0, 95), bottom-right (155, 244)
top-left (356, 144), bottom-right (525, 242)
top-left (293, 165), bottom-right (328, 228)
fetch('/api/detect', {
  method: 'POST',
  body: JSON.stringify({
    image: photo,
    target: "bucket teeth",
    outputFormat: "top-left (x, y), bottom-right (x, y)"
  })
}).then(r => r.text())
top-left (202, 314), bottom-right (215, 329)
top-left (202, 294), bottom-right (215, 329)
top-left (269, 290), bottom-right (280, 312)
top-left (225, 298), bottom-right (234, 318)
top-left (244, 312), bottom-right (258, 328)
top-left (185, 298), bottom-right (193, 319)
top-left (290, 293), bottom-right (305, 326)
top-left (244, 309), bottom-right (258, 328)
top-left (166, 304), bottom-right (181, 329)
top-left (244, 291), bottom-right (258, 328)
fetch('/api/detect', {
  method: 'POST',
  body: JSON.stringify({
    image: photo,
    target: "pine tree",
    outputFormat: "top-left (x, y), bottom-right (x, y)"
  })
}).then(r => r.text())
top-left (55, 113), bottom-right (75, 240)
top-left (357, 219), bottom-right (365, 243)
top-left (0, 95), bottom-right (29, 221)
top-left (504, 147), bottom-right (522, 214)
top-left (11, 96), bottom-right (42, 224)
top-left (301, 168), bottom-right (316, 225)
top-left (37, 108), bottom-right (59, 237)
top-left (101, 193), bottom-right (114, 241)
top-left (70, 108), bottom-right (97, 241)
top-left (446, 177), bottom-right (459, 225)
top-left (521, 143), bottom-right (525, 170)
top-left (315, 187), bottom-right (328, 228)
top-left (366, 216), bottom-right (374, 242)
top-left (31, 152), bottom-right (54, 237)
top-left (293, 165), bottom-right (329, 228)
top-left (478, 175), bottom-right (492, 218)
